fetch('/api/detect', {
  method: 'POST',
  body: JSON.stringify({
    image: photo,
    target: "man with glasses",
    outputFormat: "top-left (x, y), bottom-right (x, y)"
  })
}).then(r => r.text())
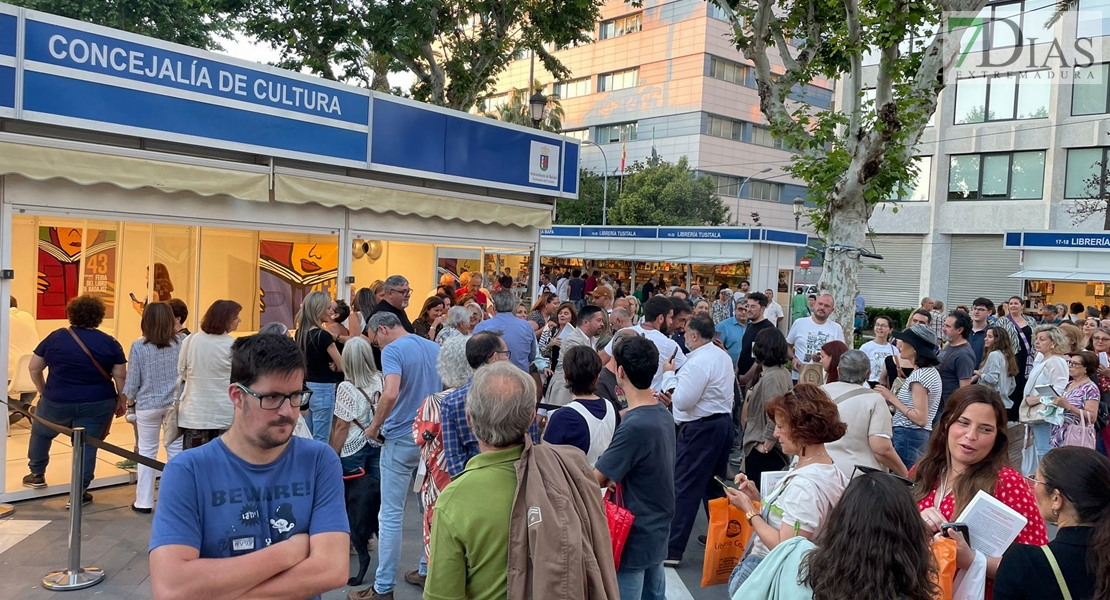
top-left (546, 306), bottom-right (607, 407)
top-left (371, 274), bottom-right (415, 335)
top-left (150, 333), bottom-right (349, 600)
top-left (354, 311), bottom-right (441, 599)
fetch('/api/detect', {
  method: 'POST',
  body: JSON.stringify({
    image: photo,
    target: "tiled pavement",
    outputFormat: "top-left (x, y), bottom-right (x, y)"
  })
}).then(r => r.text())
top-left (0, 483), bottom-right (725, 600)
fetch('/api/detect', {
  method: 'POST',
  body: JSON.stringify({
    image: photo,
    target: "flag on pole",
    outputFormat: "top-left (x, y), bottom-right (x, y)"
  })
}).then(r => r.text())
top-left (650, 127), bottom-right (658, 166)
top-left (620, 135), bottom-right (627, 173)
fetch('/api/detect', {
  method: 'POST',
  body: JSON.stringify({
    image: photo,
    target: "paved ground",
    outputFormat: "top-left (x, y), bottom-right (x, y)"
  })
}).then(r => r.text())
top-left (0, 483), bottom-right (727, 600)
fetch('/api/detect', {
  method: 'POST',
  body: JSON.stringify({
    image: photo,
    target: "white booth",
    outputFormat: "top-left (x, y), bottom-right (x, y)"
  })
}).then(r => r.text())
top-left (0, 5), bottom-right (580, 501)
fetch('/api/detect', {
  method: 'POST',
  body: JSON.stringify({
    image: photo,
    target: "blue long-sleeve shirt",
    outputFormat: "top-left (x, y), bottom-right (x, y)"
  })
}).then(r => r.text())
top-left (472, 312), bottom-right (537, 373)
top-left (440, 380), bottom-right (541, 478)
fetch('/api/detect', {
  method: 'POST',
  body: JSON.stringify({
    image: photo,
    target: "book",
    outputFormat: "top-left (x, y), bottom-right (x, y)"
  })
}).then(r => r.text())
top-left (954, 489), bottom-right (1028, 558)
top-left (760, 471), bottom-right (789, 500)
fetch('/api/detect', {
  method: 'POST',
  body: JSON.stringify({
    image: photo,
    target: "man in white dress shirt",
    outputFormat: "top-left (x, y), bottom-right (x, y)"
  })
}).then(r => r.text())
top-left (658, 315), bottom-right (736, 566)
top-left (764, 288), bottom-right (785, 330)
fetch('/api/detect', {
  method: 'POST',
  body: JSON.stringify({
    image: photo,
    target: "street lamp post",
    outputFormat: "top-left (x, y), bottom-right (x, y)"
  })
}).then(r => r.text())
top-left (582, 140), bottom-right (610, 226)
top-left (735, 167), bottom-right (772, 225)
top-left (529, 90), bottom-right (547, 128)
top-left (792, 196), bottom-right (805, 230)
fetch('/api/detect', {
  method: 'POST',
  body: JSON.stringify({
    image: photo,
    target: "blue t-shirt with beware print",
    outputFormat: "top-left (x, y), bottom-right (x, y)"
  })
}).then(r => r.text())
top-left (149, 436), bottom-right (348, 597)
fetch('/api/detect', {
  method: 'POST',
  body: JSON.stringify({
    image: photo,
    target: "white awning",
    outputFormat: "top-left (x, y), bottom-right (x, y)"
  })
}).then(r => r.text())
top-left (1009, 269), bottom-right (1110, 281)
top-left (0, 138), bottom-right (270, 202)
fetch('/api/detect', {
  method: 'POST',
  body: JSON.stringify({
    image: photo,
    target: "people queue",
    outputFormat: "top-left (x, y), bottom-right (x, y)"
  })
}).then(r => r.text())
top-left (17, 275), bottom-right (1110, 600)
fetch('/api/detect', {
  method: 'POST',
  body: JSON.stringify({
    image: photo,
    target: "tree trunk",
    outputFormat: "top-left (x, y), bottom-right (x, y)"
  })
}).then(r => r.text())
top-left (818, 190), bottom-right (870, 340)
top-left (1103, 200), bottom-right (1110, 230)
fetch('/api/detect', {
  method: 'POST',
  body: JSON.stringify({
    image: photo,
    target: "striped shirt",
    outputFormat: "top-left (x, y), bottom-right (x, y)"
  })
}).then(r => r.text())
top-left (892, 366), bottom-right (942, 430)
top-left (121, 337), bottom-right (182, 411)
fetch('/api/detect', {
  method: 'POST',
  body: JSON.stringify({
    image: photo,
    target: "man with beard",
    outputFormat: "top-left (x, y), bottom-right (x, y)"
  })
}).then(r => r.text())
top-left (149, 334), bottom-right (349, 600)
top-left (785, 293), bottom-right (845, 382)
top-left (603, 295), bottom-right (686, 390)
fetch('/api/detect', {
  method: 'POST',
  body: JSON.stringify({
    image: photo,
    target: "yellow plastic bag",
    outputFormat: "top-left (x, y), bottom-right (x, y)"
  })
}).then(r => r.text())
top-left (700, 498), bottom-right (758, 587)
top-left (931, 537), bottom-right (958, 600)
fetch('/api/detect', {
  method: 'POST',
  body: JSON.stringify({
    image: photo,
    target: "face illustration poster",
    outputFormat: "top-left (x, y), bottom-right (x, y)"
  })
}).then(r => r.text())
top-left (258, 240), bottom-right (339, 328)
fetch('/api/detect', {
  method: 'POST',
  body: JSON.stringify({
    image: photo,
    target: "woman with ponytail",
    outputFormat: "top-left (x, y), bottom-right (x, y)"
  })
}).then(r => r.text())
top-left (994, 446), bottom-right (1110, 600)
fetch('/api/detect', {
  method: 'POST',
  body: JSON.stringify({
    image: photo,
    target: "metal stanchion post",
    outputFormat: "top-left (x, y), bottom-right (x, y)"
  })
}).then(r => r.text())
top-left (42, 427), bottom-right (104, 591)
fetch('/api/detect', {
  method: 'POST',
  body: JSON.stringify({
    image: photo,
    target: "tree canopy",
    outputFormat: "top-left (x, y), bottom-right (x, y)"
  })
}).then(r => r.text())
top-left (555, 169), bottom-right (613, 225)
top-left (481, 80), bottom-right (565, 133)
top-left (11, 0), bottom-right (231, 50)
top-left (220, 0), bottom-right (602, 110)
top-left (606, 157), bottom-right (728, 226)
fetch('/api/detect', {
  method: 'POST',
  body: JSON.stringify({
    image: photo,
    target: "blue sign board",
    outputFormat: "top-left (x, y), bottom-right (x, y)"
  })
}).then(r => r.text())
top-left (1004, 231), bottom-right (1110, 251)
top-left (542, 226), bottom-right (806, 245)
top-left (0, 5), bottom-right (579, 196)
top-left (370, 96), bottom-right (569, 194)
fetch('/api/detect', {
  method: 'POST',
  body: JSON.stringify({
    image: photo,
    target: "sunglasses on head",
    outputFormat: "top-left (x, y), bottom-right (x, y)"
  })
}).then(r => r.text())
top-left (852, 465), bottom-right (915, 488)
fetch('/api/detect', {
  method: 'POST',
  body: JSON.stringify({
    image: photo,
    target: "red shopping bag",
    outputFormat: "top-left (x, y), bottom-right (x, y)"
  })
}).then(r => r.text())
top-left (604, 484), bottom-right (635, 570)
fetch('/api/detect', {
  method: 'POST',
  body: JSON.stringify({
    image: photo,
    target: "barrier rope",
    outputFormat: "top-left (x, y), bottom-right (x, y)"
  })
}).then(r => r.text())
top-left (5, 399), bottom-right (166, 472)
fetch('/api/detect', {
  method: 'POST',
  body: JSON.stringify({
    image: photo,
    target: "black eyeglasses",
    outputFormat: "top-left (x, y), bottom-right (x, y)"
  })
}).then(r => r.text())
top-left (852, 465), bottom-right (915, 488)
top-left (235, 383), bottom-right (312, 410)
top-left (495, 349), bottom-right (512, 359)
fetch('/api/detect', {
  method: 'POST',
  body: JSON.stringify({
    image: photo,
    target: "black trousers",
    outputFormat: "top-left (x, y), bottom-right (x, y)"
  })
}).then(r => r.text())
top-left (667, 413), bottom-right (734, 558)
top-left (743, 446), bottom-right (790, 491)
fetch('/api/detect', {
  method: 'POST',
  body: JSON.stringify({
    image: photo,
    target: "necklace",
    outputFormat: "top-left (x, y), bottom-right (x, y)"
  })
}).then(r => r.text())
top-left (796, 451), bottom-right (830, 468)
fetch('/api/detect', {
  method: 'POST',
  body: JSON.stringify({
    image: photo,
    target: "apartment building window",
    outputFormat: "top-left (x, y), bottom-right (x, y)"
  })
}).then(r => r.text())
top-left (707, 3), bottom-right (737, 22)
top-left (599, 13), bottom-right (642, 40)
top-left (563, 129), bottom-right (590, 142)
top-left (706, 115), bottom-right (744, 141)
top-left (1073, 63), bottom-right (1110, 115)
top-left (552, 77), bottom-right (592, 100)
top-left (597, 122), bottom-right (638, 143)
top-left (1078, 0), bottom-right (1110, 38)
top-left (953, 72), bottom-right (1050, 123)
top-left (476, 92), bottom-right (510, 112)
top-left (750, 125), bottom-right (785, 150)
top-left (948, 151), bottom-right (1046, 200)
top-left (708, 57), bottom-right (753, 87)
top-left (707, 174), bottom-right (782, 201)
top-left (747, 180), bottom-right (783, 201)
top-left (1065, 147), bottom-right (1110, 197)
top-left (964, 0), bottom-right (1055, 52)
top-left (598, 68), bottom-right (639, 92)
top-left (890, 156), bottom-right (933, 201)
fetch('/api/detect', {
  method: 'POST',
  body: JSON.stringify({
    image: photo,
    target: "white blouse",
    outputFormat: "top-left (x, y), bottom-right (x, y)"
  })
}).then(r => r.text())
top-left (177, 332), bottom-right (235, 430)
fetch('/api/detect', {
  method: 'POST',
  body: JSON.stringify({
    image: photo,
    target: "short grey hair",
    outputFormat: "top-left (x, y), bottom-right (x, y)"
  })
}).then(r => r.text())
top-left (342, 337), bottom-right (380, 388)
top-left (437, 335), bottom-right (473, 389)
top-left (837, 350), bottom-right (870, 385)
top-left (492, 290), bottom-right (517, 313)
top-left (384, 275), bottom-right (408, 289)
top-left (611, 307), bottom-right (630, 321)
top-left (444, 305), bottom-right (471, 329)
top-left (367, 311), bottom-right (402, 332)
top-left (466, 362), bottom-right (536, 447)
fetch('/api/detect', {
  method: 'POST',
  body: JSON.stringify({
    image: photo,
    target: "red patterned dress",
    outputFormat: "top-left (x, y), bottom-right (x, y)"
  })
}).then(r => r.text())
top-left (413, 389), bottom-right (455, 558)
top-left (917, 465), bottom-right (1048, 599)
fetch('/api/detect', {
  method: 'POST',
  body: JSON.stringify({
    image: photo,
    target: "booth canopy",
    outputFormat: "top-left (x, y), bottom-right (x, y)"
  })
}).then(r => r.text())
top-left (1005, 231), bottom-right (1110, 281)
top-left (540, 225), bottom-right (807, 263)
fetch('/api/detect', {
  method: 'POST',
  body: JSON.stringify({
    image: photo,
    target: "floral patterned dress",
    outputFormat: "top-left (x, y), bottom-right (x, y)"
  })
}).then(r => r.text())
top-left (917, 465), bottom-right (1048, 600)
top-left (1050, 380), bottom-right (1099, 448)
top-left (413, 388), bottom-right (455, 557)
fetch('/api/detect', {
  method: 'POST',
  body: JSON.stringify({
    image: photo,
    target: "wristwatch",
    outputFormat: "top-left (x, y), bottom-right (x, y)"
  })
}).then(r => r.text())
top-left (745, 510), bottom-right (760, 524)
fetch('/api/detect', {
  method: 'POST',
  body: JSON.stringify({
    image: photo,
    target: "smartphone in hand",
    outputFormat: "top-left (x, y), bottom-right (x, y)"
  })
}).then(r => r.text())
top-left (714, 476), bottom-right (737, 490)
top-left (941, 522), bottom-right (971, 547)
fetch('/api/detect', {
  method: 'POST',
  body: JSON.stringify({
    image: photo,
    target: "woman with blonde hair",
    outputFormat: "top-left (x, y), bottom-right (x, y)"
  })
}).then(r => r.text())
top-left (330, 337), bottom-right (383, 477)
top-left (295, 291), bottom-right (344, 443)
top-left (1024, 325), bottom-right (1071, 463)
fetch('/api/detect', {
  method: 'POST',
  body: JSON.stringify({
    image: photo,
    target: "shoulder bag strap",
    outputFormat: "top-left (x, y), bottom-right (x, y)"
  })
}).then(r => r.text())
top-left (1040, 545), bottom-right (1073, 600)
top-left (831, 386), bottom-right (876, 405)
top-left (351, 385), bottom-right (378, 431)
top-left (68, 327), bottom-right (112, 382)
top-left (1007, 315), bottom-right (1032, 352)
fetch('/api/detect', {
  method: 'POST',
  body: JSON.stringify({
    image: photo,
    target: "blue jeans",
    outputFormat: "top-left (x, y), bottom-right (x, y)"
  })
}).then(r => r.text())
top-left (374, 436), bottom-right (421, 594)
top-left (341, 443), bottom-right (381, 480)
top-left (616, 563), bottom-right (665, 600)
top-left (28, 397), bottom-right (116, 491)
top-left (727, 554), bottom-right (764, 597)
top-left (1031, 422), bottom-right (1053, 460)
top-left (306, 381), bottom-right (337, 444)
top-left (893, 426), bottom-right (931, 469)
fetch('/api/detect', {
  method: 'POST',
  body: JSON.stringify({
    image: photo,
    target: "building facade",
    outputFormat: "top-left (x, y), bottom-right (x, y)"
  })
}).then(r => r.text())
top-left (481, 0), bottom-right (833, 232)
top-left (849, 0), bottom-right (1110, 310)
